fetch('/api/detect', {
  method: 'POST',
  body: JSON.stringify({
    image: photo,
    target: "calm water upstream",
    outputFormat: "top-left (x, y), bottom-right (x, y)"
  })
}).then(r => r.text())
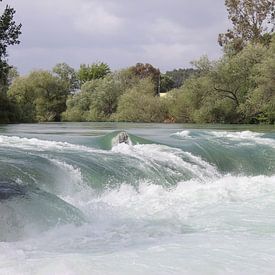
top-left (0, 122), bottom-right (275, 275)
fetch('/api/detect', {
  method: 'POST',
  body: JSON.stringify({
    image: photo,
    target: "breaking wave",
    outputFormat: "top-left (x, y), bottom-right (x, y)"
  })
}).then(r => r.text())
top-left (0, 127), bottom-right (275, 275)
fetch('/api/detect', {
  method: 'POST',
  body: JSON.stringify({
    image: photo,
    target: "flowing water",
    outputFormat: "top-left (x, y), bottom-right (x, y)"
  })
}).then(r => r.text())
top-left (0, 122), bottom-right (275, 275)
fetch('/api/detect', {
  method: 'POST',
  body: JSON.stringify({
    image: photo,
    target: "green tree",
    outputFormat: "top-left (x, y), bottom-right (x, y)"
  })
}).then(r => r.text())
top-left (62, 75), bottom-right (123, 121)
top-left (164, 45), bottom-right (267, 124)
top-left (84, 76), bottom-right (123, 121)
top-left (62, 91), bottom-right (91, 122)
top-left (52, 63), bottom-right (79, 92)
top-left (0, 0), bottom-right (21, 123)
top-left (0, 92), bottom-right (19, 123)
top-left (113, 68), bottom-right (140, 92)
top-left (242, 36), bottom-right (275, 123)
top-left (164, 68), bottom-right (198, 90)
top-left (0, 0), bottom-right (21, 90)
top-left (160, 74), bottom-right (175, 93)
top-left (171, 76), bottom-right (215, 123)
top-left (115, 78), bottom-right (167, 122)
top-left (7, 66), bottom-right (19, 85)
top-left (212, 44), bottom-right (266, 109)
top-left (78, 62), bottom-right (111, 85)
top-left (8, 71), bottom-right (69, 122)
top-left (7, 75), bottom-right (36, 122)
top-left (219, 0), bottom-right (275, 52)
top-left (129, 63), bottom-right (160, 94)
top-left (191, 55), bottom-right (215, 75)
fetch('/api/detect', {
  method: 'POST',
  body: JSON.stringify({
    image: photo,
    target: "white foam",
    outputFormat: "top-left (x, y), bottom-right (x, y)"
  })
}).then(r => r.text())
top-left (1, 173), bottom-right (275, 275)
top-left (96, 174), bottom-right (275, 222)
top-left (210, 130), bottom-right (275, 148)
top-left (111, 143), bottom-right (219, 181)
top-left (49, 158), bottom-right (83, 186)
top-left (0, 135), bottom-right (102, 153)
top-left (171, 130), bottom-right (191, 138)
top-left (46, 158), bottom-right (97, 212)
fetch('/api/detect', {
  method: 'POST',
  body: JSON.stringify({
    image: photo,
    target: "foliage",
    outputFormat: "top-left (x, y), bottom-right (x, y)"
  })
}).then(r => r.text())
top-left (8, 71), bottom-right (68, 122)
top-left (241, 36), bottom-right (275, 123)
top-left (163, 68), bottom-right (198, 91)
top-left (0, 0), bottom-right (21, 89)
top-left (78, 62), bottom-right (111, 85)
top-left (212, 43), bottom-right (266, 109)
top-left (0, 0), bottom-right (21, 123)
top-left (129, 63), bottom-right (160, 94)
top-left (164, 43), bottom-right (270, 124)
top-left (62, 75), bottom-right (123, 122)
top-left (114, 78), bottom-right (167, 122)
top-left (113, 68), bottom-right (140, 92)
top-left (52, 63), bottom-right (79, 92)
top-left (191, 55), bottom-right (215, 75)
top-left (0, 92), bottom-right (19, 123)
top-left (85, 76), bottom-right (123, 121)
top-left (160, 74), bottom-right (175, 93)
top-left (219, 0), bottom-right (275, 52)
top-left (62, 91), bottom-right (91, 122)
top-left (1, 1), bottom-right (274, 125)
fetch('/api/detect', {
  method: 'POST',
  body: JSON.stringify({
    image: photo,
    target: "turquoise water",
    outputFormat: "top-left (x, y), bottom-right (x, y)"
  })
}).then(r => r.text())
top-left (0, 123), bottom-right (275, 275)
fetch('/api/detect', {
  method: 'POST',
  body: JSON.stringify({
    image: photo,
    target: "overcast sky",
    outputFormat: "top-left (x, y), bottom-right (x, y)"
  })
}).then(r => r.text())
top-left (5, 0), bottom-right (230, 74)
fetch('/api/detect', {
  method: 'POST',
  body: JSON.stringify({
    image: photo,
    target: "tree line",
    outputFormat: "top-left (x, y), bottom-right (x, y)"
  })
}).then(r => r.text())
top-left (0, 0), bottom-right (274, 124)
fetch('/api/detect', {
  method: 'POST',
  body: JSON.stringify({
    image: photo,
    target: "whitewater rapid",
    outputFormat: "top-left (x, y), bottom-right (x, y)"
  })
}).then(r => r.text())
top-left (0, 124), bottom-right (275, 275)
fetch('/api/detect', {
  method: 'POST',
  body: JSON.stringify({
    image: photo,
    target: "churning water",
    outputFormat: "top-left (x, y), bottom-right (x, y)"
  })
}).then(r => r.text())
top-left (0, 123), bottom-right (275, 275)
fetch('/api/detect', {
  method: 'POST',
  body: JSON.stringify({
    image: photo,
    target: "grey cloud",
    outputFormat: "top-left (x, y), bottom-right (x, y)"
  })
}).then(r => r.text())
top-left (6, 0), bottom-right (230, 74)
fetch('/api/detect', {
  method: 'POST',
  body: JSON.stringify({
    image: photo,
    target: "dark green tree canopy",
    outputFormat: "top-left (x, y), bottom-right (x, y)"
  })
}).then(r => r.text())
top-left (0, 0), bottom-right (21, 58)
top-left (0, 0), bottom-right (21, 88)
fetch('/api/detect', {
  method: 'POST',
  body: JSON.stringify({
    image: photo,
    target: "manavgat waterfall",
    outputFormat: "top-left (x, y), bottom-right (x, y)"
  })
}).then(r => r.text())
top-left (0, 123), bottom-right (275, 275)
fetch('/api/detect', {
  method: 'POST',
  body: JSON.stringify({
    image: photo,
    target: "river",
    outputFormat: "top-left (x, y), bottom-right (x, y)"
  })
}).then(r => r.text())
top-left (0, 123), bottom-right (275, 275)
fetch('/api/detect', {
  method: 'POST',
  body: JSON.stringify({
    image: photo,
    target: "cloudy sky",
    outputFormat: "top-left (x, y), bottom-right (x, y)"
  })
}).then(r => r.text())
top-left (5, 0), bottom-right (230, 74)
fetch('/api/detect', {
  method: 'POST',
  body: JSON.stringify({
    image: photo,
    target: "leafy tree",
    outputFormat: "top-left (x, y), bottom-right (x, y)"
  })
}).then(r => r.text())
top-left (164, 44), bottom-right (268, 123)
top-left (163, 68), bottom-right (198, 90)
top-left (62, 92), bottom-right (90, 122)
top-left (191, 55), bottom-right (215, 75)
top-left (0, 65), bottom-right (19, 123)
top-left (114, 78), bottom-right (167, 122)
top-left (130, 63), bottom-right (160, 94)
top-left (52, 63), bottom-right (79, 92)
top-left (84, 76), bottom-right (123, 121)
top-left (0, 0), bottom-right (21, 90)
top-left (7, 66), bottom-right (19, 85)
top-left (7, 75), bottom-right (36, 122)
top-left (219, 0), bottom-right (275, 52)
top-left (0, 92), bottom-right (19, 123)
top-left (242, 36), bottom-right (275, 123)
top-left (62, 75), bottom-right (123, 121)
top-left (160, 74), bottom-right (175, 93)
top-left (162, 88), bottom-right (188, 122)
top-left (174, 76), bottom-right (215, 123)
top-left (78, 62), bottom-right (111, 85)
top-left (0, 0), bottom-right (21, 123)
top-left (113, 68), bottom-right (140, 92)
top-left (212, 43), bottom-right (266, 111)
top-left (164, 75), bottom-right (238, 123)
top-left (8, 71), bottom-right (69, 122)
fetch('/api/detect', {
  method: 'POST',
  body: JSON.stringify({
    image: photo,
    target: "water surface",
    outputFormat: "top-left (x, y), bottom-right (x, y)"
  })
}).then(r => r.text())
top-left (0, 123), bottom-right (275, 275)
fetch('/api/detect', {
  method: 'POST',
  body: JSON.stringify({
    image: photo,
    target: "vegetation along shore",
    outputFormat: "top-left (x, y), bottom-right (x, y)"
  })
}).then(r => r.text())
top-left (0, 0), bottom-right (274, 124)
